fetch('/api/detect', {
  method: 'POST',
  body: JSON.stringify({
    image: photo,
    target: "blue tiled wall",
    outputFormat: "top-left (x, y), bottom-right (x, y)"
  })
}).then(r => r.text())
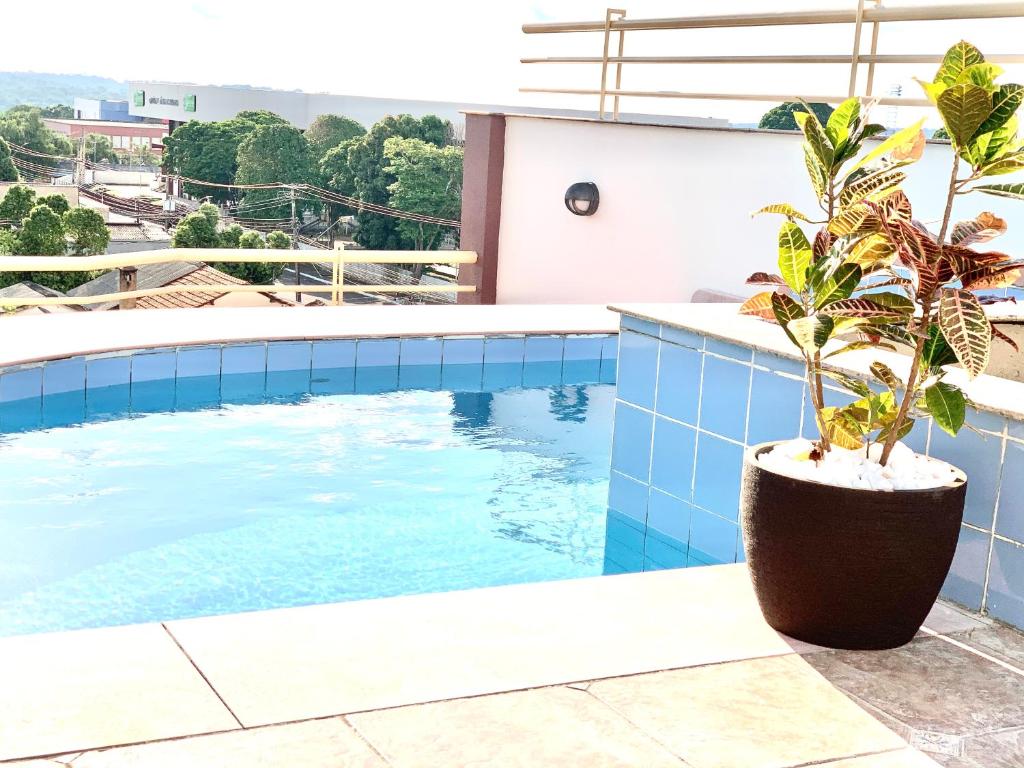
top-left (608, 313), bottom-right (1024, 630)
top-left (0, 333), bottom-right (618, 432)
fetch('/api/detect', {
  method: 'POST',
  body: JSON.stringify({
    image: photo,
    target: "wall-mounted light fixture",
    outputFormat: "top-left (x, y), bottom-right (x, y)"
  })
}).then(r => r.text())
top-left (564, 182), bottom-right (600, 216)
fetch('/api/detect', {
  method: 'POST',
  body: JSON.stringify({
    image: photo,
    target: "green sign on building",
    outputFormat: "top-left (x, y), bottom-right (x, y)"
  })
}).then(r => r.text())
top-left (184, 94), bottom-right (196, 112)
top-left (133, 90), bottom-right (145, 107)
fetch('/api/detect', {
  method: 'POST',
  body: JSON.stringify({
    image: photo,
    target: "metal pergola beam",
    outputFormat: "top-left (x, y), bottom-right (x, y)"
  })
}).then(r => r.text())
top-left (521, 2), bottom-right (1024, 34)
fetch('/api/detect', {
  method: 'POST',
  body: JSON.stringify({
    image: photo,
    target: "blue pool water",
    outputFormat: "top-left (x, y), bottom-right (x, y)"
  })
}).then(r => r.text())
top-left (0, 373), bottom-right (614, 636)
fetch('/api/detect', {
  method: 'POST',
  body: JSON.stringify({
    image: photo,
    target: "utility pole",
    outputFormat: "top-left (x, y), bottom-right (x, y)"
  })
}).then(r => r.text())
top-left (74, 137), bottom-right (85, 186)
top-left (290, 187), bottom-right (300, 302)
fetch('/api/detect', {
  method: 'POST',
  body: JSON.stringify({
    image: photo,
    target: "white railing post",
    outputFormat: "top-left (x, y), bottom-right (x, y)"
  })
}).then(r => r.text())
top-left (599, 9), bottom-right (627, 119)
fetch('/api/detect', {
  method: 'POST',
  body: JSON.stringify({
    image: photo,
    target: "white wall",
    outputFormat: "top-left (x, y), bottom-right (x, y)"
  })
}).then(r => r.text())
top-left (494, 116), bottom-right (1024, 305)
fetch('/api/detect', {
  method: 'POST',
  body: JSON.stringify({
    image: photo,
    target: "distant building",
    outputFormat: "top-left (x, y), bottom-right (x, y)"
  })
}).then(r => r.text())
top-left (105, 221), bottom-right (172, 255)
top-left (42, 119), bottom-right (167, 155)
top-left (126, 81), bottom-right (728, 133)
top-left (73, 98), bottom-right (143, 123)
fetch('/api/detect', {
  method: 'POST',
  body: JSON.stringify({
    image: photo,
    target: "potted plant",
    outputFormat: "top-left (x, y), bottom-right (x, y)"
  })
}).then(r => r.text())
top-left (739, 42), bottom-right (1023, 649)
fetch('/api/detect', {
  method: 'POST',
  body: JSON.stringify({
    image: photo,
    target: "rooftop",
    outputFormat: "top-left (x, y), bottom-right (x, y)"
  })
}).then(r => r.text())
top-left (41, 118), bottom-right (168, 130)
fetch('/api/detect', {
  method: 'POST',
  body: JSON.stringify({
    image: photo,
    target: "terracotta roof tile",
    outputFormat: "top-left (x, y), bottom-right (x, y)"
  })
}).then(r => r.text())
top-left (135, 265), bottom-right (248, 309)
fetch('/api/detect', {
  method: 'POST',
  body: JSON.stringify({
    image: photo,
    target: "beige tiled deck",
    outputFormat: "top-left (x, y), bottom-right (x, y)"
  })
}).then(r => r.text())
top-left (1, 565), bottom-right (1021, 767)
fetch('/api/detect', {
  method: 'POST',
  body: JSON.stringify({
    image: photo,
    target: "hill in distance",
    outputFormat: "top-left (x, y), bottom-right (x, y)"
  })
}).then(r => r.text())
top-left (0, 72), bottom-right (126, 112)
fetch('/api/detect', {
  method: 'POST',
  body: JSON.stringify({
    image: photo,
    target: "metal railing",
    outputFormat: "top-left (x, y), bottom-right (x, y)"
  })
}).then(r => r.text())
top-left (521, 1), bottom-right (1024, 119)
top-left (0, 247), bottom-right (476, 309)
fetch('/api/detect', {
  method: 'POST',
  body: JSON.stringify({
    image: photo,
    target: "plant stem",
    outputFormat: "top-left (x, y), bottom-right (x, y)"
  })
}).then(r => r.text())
top-left (805, 351), bottom-right (831, 452)
top-left (879, 153), bottom-right (960, 465)
top-left (810, 179), bottom-right (838, 454)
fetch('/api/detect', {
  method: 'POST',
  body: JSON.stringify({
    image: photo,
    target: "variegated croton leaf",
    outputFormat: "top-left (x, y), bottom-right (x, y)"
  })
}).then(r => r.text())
top-left (938, 289), bottom-right (992, 378)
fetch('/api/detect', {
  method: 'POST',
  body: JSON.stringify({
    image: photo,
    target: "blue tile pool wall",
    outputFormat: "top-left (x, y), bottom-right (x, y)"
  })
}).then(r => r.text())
top-left (0, 333), bottom-right (618, 431)
top-left (608, 316), bottom-right (1024, 631)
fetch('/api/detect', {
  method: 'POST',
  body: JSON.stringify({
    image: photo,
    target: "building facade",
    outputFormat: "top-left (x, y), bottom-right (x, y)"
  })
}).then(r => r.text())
top-left (72, 99), bottom-right (143, 123)
top-left (126, 81), bottom-right (727, 133)
top-left (41, 119), bottom-right (168, 154)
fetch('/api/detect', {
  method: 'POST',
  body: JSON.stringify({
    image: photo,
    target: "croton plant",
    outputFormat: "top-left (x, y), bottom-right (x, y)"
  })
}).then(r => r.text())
top-left (741, 42), bottom-right (1023, 464)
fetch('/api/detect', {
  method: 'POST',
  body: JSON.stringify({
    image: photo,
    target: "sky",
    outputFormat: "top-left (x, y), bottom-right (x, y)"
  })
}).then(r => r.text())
top-left (2, 0), bottom-right (1022, 124)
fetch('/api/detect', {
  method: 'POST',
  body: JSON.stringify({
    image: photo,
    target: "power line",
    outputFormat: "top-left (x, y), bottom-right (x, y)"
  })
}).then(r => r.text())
top-left (6, 141), bottom-right (461, 228)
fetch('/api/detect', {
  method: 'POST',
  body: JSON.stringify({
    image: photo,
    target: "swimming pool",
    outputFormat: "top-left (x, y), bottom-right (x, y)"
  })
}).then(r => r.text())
top-left (0, 335), bottom-right (619, 636)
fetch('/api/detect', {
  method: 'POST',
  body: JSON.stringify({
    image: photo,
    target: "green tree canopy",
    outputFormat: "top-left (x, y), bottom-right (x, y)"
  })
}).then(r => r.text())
top-left (81, 133), bottom-right (117, 164)
top-left (63, 207), bottom-right (109, 255)
top-left (0, 229), bottom-right (15, 255)
top-left (38, 193), bottom-right (69, 216)
top-left (214, 229), bottom-right (279, 283)
top-left (322, 114), bottom-right (456, 250)
top-left (0, 106), bottom-right (73, 166)
top-left (198, 202), bottom-right (220, 229)
top-left (0, 136), bottom-right (18, 182)
top-left (0, 185), bottom-right (37, 223)
top-left (162, 121), bottom-right (241, 202)
top-left (305, 114), bottom-right (366, 158)
top-left (932, 127), bottom-right (950, 140)
top-left (238, 231), bottom-right (265, 249)
top-left (171, 210), bottom-right (219, 248)
top-left (219, 223), bottom-right (243, 248)
top-left (162, 111), bottom-right (291, 203)
top-left (236, 123), bottom-right (315, 219)
top-left (383, 137), bottom-right (462, 255)
top-left (266, 230), bottom-right (290, 249)
top-left (17, 204), bottom-right (65, 255)
top-left (758, 102), bottom-right (835, 131)
top-left (39, 105), bottom-right (73, 119)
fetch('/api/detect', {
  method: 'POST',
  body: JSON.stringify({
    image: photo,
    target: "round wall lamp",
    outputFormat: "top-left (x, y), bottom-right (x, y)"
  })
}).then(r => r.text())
top-left (564, 182), bottom-right (600, 216)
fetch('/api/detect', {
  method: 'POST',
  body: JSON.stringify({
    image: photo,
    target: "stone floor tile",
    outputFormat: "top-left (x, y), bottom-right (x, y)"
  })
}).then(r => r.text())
top-left (166, 565), bottom-right (804, 726)
top-left (0, 623), bottom-right (239, 761)
top-left (72, 718), bottom-right (387, 768)
top-left (816, 748), bottom-right (943, 766)
top-left (588, 655), bottom-right (907, 768)
top-left (348, 685), bottom-right (683, 768)
top-left (922, 602), bottom-right (991, 636)
top-left (958, 727), bottom-right (1024, 768)
top-left (951, 625), bottom-right (1024, 669)
top-left (805, 636), bottom-right (1024, 739)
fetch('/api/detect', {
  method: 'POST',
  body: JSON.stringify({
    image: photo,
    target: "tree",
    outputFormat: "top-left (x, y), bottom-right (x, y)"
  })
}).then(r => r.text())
top-left (38, 193), bottom-right (69, 216)
top-left (39, 105), bottom-right (72, 119)
top-left (198, 202), bottom-right (220, 229)
top-left (322, 114), bottom-right (456, 250)
top-left (171, 210), bottom-right (219, 248)
top-left (162, 121), bottom-right (242, 202)
top-left (305, 114), bottom-right (366, 158)
top-left (0, 106), bottom-right (73, 166)
top-left (17, 204), bottom-right (64, 255)
top-left (383, 137), bottom-right (462, 263)
top-left (127, 143), bottom-right (159, 167)
top-left (219, 223), bottom-right (243, 248)
top-left (215, 230), bottom-right (280, 283)
top-left (238, 231), bottom-right (265, 249)
top-left (758, 102), bottom-right (834, 131)
top-left (63, 208), bottom-right (109, 255)
top-left (81, 133), bottom-right (117, 164)
top-left (0, 136), bottom-right (17, 182)
top-left (0, 185), bottom-right (37, 223)
top-left (161, 112), bottom-right (289, 203)
top-left (932, 127), bottom-right (950, 140)
top-left (236, 123), bottom-right (315, 219)
top-left (266, 230), bottom-right (290, 249)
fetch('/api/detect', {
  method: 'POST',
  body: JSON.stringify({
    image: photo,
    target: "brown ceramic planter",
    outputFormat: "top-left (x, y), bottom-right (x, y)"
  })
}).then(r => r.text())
top-left (740, 442), bottom-right (967, 650)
